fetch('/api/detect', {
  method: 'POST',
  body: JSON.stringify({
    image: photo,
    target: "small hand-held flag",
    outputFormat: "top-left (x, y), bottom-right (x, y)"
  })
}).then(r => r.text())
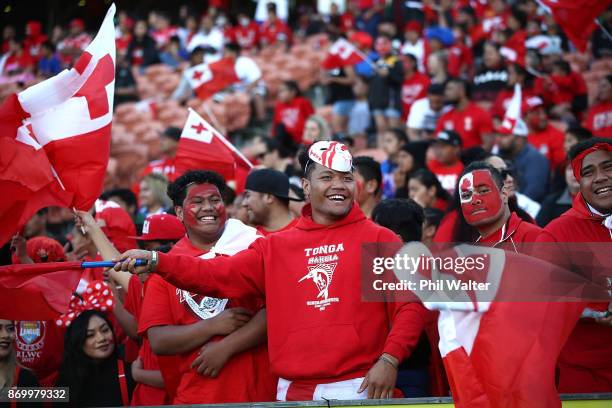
top-left (174, 108), bottom-right (253, 192)
top-left (321, 38), bottom-right (369, 70)
top-left (0, 3), bottom-right (116, 246)
top-left (184, 57), bottom-right (240, 100)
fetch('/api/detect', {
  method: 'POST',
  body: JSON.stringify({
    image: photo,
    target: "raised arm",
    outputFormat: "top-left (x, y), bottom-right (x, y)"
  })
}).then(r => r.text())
top-left (114, 241), bottom-right (267, 299)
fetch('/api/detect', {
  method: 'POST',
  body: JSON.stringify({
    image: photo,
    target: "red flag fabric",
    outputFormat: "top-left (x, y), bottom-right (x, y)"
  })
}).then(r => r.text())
top-left (184, 57), bottom-right (240, 100)
top-left (174, 108), bottom-right (253, 192)
top-left (0, 5), bottom-right (115, 246)
top-left (321, 38), bottom-right (365, 70)
top-left (0, 262), bottom-right (83, 321)
top-left (539, 0), bottom-right (612, 52)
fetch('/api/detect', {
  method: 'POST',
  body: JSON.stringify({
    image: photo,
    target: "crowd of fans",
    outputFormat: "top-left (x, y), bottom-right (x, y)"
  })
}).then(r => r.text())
top-left (1, 0), bottom-right (612, 406)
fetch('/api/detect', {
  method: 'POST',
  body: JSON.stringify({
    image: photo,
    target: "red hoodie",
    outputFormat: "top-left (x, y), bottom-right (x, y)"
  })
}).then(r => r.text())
top-left (479, 212), bottom-right (541, 248)
top-left (154, 203), bottom-right (428, 386)
top-left (537, 193), bottom-right (612, 393)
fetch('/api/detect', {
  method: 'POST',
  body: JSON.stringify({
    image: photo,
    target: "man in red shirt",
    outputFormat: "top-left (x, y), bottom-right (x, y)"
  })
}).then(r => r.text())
top-left (435, 78), bottom-right (494, 150)
top-left (537, 138), bottom-right (612, 393)
top-left (458, 162), bottom-right (541, 247)
top-left (243, 168), bottom-right (299, 236)
top-left (428, 130), bottom-right (464, 195)
top-left (137, 170), bottom-right (275, 404)
top-left (132, 127), bottom-right (180, 196)
top-left (583, 75), bottom-right (612, 138)
top-left (259, 3), bottom-right (292, 47)
top-left (115, 141), bottom-right (429, 400)
top-left (400, 54), bottom-right (430, 121)
top-left (524, 96), bottom-right (566, 171)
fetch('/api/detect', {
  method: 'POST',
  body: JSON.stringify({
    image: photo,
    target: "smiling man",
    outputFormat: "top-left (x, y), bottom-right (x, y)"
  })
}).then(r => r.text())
top-left (115, 141), bottom-right (428, 401)
top-left (458, 162), bottom-right (541, 248)
top-left (537, 138), bottom-right (612, 393)
top-left (137, 170), bottom-right (276, 404)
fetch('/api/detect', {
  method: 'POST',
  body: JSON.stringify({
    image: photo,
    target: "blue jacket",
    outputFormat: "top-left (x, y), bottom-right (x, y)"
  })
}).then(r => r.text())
top-left (514, 143), bottom-right (550, 202)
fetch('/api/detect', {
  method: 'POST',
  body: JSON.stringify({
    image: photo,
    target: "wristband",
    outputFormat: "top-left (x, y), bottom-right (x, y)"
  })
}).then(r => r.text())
top-left (148, 251), bottom-right (159, 272)
top-left (379, 354), bottom-right (398, 370)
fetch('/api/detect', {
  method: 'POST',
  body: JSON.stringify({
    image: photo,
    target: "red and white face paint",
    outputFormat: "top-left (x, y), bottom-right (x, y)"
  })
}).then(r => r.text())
top-left (182, 183), bottom-right (227, 235)
top-left (459, 170), bottom-right (503, 225)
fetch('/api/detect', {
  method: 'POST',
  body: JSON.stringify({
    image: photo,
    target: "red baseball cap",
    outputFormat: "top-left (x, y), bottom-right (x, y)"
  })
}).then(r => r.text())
top-left (349, 31), bottom-right (373, 49)
top-left (404, 21), bottom-right (422, 34)
top-left (129, 213), bottom-right (185, 241)
top-left (522, 96), bottom-right (544, 113)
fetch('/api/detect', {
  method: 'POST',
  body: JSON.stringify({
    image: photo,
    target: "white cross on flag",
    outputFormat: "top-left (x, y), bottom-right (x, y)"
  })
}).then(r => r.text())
top-left (321, 38), bottom-right (364, 70)
top-left (0, 4), bottom-right (116, 246)
top-left (175, 108), bottom-right (253, 192)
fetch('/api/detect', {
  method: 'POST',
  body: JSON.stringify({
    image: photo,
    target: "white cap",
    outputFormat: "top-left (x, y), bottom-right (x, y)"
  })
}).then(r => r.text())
top-left (307, 141), bottom-right (353, 172)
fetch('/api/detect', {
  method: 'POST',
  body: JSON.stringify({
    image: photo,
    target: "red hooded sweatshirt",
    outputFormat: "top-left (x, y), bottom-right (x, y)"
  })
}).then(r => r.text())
top-left (154, 203), bottom-right (428, 386)
top-left (537, 193), bottom-right (612, 393)
top-left (478, 212), bottom-right (542, 248)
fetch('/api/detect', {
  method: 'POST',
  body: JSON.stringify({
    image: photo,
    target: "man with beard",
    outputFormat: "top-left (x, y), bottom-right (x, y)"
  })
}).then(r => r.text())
top-left (115, 141), bottom-right (428, 400)
top-left (137, 170), bottom-right (276, 404)
top-left (458, 162), bottom-right (541, 248)
top-left (495, 109), bottom-right (549, 202)
top-left (537, 138), bottom-right (612, 393)
top-left (435, 78), bottom-right (494, 150)
top-left (243, 168), bottom-right (299, 236)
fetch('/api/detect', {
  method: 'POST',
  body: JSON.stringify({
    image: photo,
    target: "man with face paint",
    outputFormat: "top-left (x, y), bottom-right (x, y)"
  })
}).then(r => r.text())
top-left (115, 141), bottom-right (429, 401)
top-left (137, 170), bottom-right (276, 404)
top-left (537, 138), bottom-right (612, 394)
top-left (458, 162), bottom-right (542, 248)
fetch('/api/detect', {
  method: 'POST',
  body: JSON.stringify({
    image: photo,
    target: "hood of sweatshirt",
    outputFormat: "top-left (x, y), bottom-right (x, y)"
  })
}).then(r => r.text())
top-left (295, 202), bottom-right (366, 232)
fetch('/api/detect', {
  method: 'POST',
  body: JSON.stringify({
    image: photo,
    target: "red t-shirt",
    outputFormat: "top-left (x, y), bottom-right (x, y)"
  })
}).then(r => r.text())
top-left (256, 218), bottom-right (299, 237)
top-left (583, 101), bottom-right (612, 137)
top-left (273, 97), bottom-right (315, 144)
top-left (401, 72), bottom-right (430, 121)
top-left (3, 52), bottom-right (35, 74)
top-left (259, 20), bottom-right (292, 46)
top-left (527, 124), bottom-right (566, 171)
top-left (435, 103), bottom-right (494, 149)
top-left (125, 276), bottom-right (168, 406)
top-left (14, 321), bottom-right (65, 386)
top-left (138, 237), bottom-right (275, 404)
top-left (229, 23), bottom-right (260, 50)
top-left (427, 159), bottom-right (464, 195)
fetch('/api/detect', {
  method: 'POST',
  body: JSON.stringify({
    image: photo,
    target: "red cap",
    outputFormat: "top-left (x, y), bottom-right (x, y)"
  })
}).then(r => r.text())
top-left (349, 31), bottom-right (373, 49)
top-left (129, 213), bottom-right (185, 241)
top-left (70, 18), bottom-right (85, 30)
top-left (95, 200), bottom-right (137, 253)
top-left (405, 20), bottom-right (422, 34)
top-left (522, 96), bottom-right (544, 113)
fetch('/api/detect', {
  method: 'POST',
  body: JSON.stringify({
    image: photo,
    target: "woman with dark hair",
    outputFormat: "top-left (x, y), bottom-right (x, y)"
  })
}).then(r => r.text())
top-left (56, 310), bottom-right (135, 407)
top-left (407, 168), bottom-right (451, 210)
top-left (394, 142), bottom-right (427, 199)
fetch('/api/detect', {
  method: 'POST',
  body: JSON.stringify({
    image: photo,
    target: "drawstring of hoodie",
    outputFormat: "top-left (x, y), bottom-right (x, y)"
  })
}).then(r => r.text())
top-left (587, 203), bottom-right (612, 240)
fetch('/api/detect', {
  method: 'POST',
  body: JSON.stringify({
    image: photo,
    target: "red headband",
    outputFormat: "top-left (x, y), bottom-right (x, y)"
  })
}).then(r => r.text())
top-left (571, 143), bottom-right (612, 181)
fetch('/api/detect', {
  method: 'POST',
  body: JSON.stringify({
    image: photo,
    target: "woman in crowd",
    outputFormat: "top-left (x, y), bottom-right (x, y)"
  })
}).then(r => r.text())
top-left (272, 80), bottom-right (315, 152)
top-left (394, 142), bottom-right (427, 199)
top-left (408, 168), bottom-right (451, 211)
top-left (302, 114), bottom-right (331, 145)
top-left (56, 310), bottom-right (135, 407)
top-left (0, 319), bottom-right (39, 396)
top-left (138, 173), bottom-right (171, 219)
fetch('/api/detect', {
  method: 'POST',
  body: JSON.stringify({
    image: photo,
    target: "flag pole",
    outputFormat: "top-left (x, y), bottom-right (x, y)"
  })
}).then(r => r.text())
top-left (595, 19), bottom-right (612, 42)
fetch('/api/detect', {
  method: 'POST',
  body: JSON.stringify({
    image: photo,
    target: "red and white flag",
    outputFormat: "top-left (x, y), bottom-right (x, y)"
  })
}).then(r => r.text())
top-left (175, 108), bottom-right (253, 192)
top-left (0, 4), bottom-right (116, 246)
top-left (538, 0), bottom-right (612, 52)
top-left (321, 38), bottom-right (365, 70)
top-left (184, 57), bottom-right (240, 100)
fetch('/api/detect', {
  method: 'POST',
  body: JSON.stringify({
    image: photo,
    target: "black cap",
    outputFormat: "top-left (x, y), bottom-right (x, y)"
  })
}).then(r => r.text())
top-left (433, 130), bottom-right (462, 147)
top-left (161, 126), bottom-right (181, 141)
top-left (245, 169), bottom-right (300, 201)
top-left (428, 83), bottom-right (445, 95)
